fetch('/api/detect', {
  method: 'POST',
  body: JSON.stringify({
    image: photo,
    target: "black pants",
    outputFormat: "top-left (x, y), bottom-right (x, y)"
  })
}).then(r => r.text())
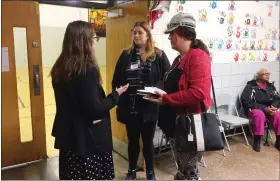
top-left (125, 116), bottom-right (157, 171)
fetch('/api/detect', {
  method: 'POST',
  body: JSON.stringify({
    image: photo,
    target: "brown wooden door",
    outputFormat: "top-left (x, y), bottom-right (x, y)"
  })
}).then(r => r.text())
top-left (2, 1), bottom-right (47, 168)
top-left (106, 0), bottom-right (149, 169)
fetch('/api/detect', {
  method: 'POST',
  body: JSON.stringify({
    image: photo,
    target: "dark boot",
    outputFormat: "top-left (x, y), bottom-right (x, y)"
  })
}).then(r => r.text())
top-left (253, 135), bottom-right (261, 152)
top-left (275, 135), bottom-right (280, 151)
top-left (125, 169), bottom-right (137, 180)
top-left (174, 172), bottom-right (185, 180)
top-left (146, 170), bottom-right (156, 180)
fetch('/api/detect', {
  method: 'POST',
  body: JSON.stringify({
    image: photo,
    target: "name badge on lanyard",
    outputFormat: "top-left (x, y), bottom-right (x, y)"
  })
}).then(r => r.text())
top-left (130, 60), bottom-right (140, 70)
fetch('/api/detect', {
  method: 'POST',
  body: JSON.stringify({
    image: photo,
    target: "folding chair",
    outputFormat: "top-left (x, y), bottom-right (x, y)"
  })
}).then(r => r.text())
top-left (198, 154), bottom-right (206, 167)
top-left (157, 134), bottom-right (178, 170)
top-left (206, 108), bottom-right (228, 154)
top-left (215, 94), bottom-right (251, 151)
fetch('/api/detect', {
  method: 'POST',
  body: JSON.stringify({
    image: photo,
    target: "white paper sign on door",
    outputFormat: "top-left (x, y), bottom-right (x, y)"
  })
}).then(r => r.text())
top-left (2, 47), bottom-right (10, 72)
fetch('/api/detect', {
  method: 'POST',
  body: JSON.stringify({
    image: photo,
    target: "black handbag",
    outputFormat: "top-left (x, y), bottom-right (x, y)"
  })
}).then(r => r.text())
top-left (175, 77), bottom-right (224, 152)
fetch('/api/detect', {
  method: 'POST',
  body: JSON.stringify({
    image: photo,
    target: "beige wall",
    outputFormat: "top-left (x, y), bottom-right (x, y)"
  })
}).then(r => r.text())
top-left (14, 4), bottom-right (107, 67)
top-left (39, 4), bottom-right (106, 66)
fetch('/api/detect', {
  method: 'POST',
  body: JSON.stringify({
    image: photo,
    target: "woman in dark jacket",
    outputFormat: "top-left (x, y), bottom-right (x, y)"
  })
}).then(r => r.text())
top-left (149, 13), bottom-right (212, 180)
top-left (241, 68), bottom-right (280, 152)
top-left (50, 21), bottom-right (128, 180)
top-left (112, 21), bottom-right (170, 180)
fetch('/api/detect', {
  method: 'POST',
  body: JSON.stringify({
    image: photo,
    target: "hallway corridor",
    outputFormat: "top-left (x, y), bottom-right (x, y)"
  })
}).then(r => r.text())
top-left (2, 136), bottom-right (279, 180)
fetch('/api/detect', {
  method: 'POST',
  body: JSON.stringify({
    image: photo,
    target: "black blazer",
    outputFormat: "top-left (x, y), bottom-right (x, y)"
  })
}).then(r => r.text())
top-left (51, 66), bottom-right (119, 156)
top-left (112, 49), bottom-right (170, 124)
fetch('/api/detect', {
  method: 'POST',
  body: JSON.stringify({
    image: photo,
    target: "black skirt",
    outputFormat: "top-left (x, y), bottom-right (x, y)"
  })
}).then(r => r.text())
top-left (59, 151), bottom-right (115, 180)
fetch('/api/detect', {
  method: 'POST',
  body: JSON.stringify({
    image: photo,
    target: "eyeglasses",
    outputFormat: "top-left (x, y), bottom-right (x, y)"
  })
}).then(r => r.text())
top-left (262, 73), bottom-right (271, 76)
top-left (93, 36), bottom-right (100, 42)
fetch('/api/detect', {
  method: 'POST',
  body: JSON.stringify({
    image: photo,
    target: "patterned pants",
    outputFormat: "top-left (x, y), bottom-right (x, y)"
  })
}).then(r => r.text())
top-left (171, 140), bottom-right (203, 180)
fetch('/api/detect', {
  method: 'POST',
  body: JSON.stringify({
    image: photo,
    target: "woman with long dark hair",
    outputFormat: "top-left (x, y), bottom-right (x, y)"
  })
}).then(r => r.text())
top-left (149, 13), bottom-right (212, 180)
top-left (50, 20), bottom-right (128, 180)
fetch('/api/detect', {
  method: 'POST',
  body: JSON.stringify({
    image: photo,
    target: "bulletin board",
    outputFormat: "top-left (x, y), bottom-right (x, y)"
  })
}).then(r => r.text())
top-left (153, 1), bottom-right (280, 63)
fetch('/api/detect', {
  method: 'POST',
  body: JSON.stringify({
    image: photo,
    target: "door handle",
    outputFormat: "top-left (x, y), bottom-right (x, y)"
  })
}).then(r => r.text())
top-left (35, 74), bottom-right (39, 86)
top-left (33, 65), bottom-right (40, 96)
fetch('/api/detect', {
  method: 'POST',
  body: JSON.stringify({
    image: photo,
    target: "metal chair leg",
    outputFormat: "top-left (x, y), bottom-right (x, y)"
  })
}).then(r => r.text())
top-left (248, 124), bottom-right (254, 136)
top-left (158, 133), bottom-right (164, 155)
top-left (264, 127), bottom-right (270, 147)
top-left (264, 120), bottom-right (271, 147)
top-left (201, 156), bottom-right (206, 167)
top-left (268, 129), bottom-right (272, 139)
top-left (241, 125), bottom-right (250, 146)
top-left (265, 120), bottom-right (273, 139)
top-left (223, 131), bottom-right (231, 152)
top-left (169, 140), bottom-right (179, 170)
top-left (222, 149), bottom-right (226, 157)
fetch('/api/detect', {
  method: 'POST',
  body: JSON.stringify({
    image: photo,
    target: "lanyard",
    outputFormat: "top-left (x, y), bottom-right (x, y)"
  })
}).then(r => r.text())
top-left (164, 57), bottom-right (181, 82)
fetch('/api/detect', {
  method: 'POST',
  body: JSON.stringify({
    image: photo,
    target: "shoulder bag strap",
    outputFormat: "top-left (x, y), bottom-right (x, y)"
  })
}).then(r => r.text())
top-left (184, 54), bottom-right (218, 115)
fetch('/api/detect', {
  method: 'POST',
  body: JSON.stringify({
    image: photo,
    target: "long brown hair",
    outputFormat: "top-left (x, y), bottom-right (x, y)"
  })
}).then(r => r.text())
top-left (50, 20), bottom-right (101, 84)
top-left (126, 21), bottom-right (162, 61)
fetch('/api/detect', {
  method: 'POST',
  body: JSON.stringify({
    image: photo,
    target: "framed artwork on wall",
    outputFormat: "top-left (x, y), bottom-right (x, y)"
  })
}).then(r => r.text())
top-left (88, 9), bottom-right (107, 37)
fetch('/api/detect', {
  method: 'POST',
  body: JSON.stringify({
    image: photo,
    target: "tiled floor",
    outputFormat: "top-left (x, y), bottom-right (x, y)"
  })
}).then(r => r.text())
top-left (2, 136), bottom-right (279, 180)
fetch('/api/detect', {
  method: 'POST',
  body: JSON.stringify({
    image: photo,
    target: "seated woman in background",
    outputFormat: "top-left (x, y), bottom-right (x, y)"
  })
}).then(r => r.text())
top-left (50, 21), bottom-right (128, 180)
top-left (241, 68), bottom-right (280, 152)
